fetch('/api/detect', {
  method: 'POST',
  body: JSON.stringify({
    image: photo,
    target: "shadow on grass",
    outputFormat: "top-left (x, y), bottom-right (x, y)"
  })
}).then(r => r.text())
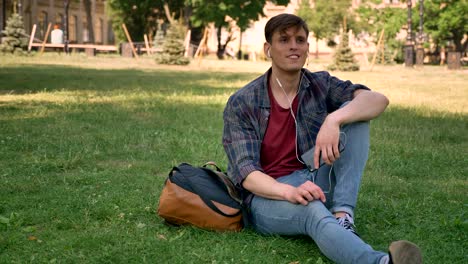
top-left (0, 64), bottom-right (256, 95)
top-left (370, 107), bottom-right (467, 181)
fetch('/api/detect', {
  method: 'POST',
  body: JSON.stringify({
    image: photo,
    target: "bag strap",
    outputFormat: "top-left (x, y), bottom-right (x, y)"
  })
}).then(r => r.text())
top-left (202, 162), bottom-right (242, 204)
top-left (191, 168), bottom-right (241, 217)
top-left (170, 164), bottom-right (241, 218)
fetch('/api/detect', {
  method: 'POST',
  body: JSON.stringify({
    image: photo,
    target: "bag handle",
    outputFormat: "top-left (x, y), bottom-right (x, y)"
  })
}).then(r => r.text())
top-left (203, 161), bottom-right (222, 172)
top-left (202, 162), bottom-right (242, 204)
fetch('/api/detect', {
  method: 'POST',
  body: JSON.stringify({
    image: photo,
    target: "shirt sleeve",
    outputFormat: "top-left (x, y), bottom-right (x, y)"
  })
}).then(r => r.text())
top-left (326, 73), bottom-right (371, 113)
top-left (222, 95), bottom-right (263, 187)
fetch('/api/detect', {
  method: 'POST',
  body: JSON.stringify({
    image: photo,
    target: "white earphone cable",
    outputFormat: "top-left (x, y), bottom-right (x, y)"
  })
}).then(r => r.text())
top-left (275, 73), bottom-right (304, 165)
top-left (275, 73), bottom-right (346, 194)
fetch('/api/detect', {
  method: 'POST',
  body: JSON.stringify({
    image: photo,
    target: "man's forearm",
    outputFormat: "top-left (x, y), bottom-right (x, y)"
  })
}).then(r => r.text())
top-left (313, 90), bottom-right (388, 167)
top-left (327, 90), bottom-right (389, 126)
top-left (242, 170), bottom-right (326, 205)
top-left (242, 170), bottom-right (292, 201)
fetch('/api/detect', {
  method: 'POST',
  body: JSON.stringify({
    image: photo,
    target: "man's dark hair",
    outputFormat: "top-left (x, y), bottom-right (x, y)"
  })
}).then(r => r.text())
top-left (264, 13), bottom-right (309, 43)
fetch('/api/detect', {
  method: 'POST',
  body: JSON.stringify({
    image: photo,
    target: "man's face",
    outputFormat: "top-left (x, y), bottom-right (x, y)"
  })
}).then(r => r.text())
top-left (268, 26), bottom-right (309, 73)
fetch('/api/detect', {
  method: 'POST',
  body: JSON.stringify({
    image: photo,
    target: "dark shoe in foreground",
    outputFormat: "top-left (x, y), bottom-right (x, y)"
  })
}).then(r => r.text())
top-left (389, 240), bottom-right (423, 264)
top-left (336, 213), bottom-right (359, 237)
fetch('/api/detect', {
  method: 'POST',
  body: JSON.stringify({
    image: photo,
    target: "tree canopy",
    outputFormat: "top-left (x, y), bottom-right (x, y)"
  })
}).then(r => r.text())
top-left (419, 0), bottom-right (468, 52)
top-left (356, 3), bottom-right (406, 63)
top-left (356, 4), bottom-right (406, 42)
top-left (189, 0), bottom-right (290, 58)
top-left (297, 0), bottom-right (355, 58)
top-left (106, 0), bottom-right (290, 57)
top-left (190, 0), bottom-right (288, 31)
top-left (104, 0), bottom-right (467, 59)
top-left (106, 0), bottom-right (186, 42)
top-left (356, 0), bottom-right (467, 61)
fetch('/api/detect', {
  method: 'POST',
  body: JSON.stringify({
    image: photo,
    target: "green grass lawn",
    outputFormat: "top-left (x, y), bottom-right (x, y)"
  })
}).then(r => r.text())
top-left (0, 54), bottom-right (466, 263)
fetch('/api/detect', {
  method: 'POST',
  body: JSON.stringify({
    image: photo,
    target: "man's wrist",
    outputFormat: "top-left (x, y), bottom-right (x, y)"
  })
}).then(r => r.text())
top-left (325, 111), bottom-right (343, 127)
top-left (278, 183), bottom-right (295, 201)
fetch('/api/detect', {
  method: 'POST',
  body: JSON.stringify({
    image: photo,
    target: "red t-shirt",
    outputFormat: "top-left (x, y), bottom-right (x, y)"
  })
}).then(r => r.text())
top-left (260, 84), bottom-right (304, 178)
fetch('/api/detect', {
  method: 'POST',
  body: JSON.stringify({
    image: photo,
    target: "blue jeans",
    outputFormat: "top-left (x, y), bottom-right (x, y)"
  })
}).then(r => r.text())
top-left (249, 121), bottom-right (388, 264)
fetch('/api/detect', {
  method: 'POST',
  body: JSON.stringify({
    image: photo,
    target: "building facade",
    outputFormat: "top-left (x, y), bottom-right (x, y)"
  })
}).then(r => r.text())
top-left (1, 0), bottom-right (114, 44)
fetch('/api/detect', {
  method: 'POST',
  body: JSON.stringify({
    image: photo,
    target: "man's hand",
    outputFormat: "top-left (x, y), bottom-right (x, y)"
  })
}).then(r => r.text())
top-left (243, 171), bottom-right (326, 204)
top-left (314, 115), bottom-right (341, 168)
top-left (282, 181), bottom-right (326, 205)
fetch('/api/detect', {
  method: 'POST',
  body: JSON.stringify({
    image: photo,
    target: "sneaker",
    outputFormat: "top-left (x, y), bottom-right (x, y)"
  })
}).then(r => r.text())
top-left (388, 240), bottom-right (423, 264)
top-left (336, 213), bottom-right (359, 237)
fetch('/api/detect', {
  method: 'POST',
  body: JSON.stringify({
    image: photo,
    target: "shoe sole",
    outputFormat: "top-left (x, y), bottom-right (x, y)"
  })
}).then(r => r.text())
top-left (389, 240), bottom-right (423, 264)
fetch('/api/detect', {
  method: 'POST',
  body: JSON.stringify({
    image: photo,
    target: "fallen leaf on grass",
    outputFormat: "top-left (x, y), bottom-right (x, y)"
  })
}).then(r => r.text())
top-left (0, 215), bottom-right (9, 224)
top-left (22, 226), bottom-right (36, 233)
top-left (28, 235), bottom-right (37, 241)
top-left (315, 258), bottom-right (325, 264)
top-left (157, 234), bottom-right (167, 240)
top-left (169, 230), bottom-right (186, 242)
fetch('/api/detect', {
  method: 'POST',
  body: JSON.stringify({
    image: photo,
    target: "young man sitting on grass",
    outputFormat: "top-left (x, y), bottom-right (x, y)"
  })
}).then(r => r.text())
top-left (222, 13), bottom-right (422, 264)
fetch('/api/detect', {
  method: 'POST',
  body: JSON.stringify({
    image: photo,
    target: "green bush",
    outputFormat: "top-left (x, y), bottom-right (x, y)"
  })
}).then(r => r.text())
top-left (0, 13), bottom-right (28, 55)
top-left (327, 32), bottom-right (359, 71)
top-left (155, 22), bottom-right (189, 65)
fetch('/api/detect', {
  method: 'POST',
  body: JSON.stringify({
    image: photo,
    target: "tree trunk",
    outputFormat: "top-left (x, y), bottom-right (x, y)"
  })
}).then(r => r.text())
top-left (64, 0), bottom-right (69, 41)
top-left (183, 6), bottom-right (192, 26)
top-left (216, 25), bottom-right (224, 59)
top-left (453, 35), bottom-right (463, 53)
top-left (439, 46), bottom-right (446, 65)
top-left (463, 41), bottom-right (468, 57)
top-left (164, 3), bottom-right (175, 24)
top-left (83, 0), bottom-right (94, 43)
top-left (315, 38), bottom-right (319, 59)
top-left (237, 31), bottom-right (243, 60)
top-left (1, 0), bottom-right (6, 40)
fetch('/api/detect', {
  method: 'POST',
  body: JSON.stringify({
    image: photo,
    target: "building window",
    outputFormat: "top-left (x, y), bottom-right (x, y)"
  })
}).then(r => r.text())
top-left (107, 21), bottom-right (115, 44)
top-left (56, 13), bottom-right (64, 28)
top-left (38, 11), bottom-right (48, 39)
top-left (83, 19), bottom-right (89, 43)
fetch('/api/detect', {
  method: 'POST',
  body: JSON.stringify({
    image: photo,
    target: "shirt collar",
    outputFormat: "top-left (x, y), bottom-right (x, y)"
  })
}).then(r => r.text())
top-left (260, 68), bottom-right (310, 108)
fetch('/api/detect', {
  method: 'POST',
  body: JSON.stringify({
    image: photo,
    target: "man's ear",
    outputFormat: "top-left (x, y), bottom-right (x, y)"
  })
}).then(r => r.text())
top-left (264, 42), bottom-right (271, 58)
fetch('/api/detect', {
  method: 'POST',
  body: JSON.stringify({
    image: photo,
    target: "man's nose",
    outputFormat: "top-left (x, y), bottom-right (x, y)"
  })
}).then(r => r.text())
top-left (290, 40), bottom-right (298, 50)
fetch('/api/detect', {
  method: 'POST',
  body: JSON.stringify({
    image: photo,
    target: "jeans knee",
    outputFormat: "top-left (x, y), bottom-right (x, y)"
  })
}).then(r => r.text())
top-left (342, 120), bottom-right (369, 135)
top-left (303, 201), bottom-right (334, 235)
top-left (341, 121), bottom-right (370, 150)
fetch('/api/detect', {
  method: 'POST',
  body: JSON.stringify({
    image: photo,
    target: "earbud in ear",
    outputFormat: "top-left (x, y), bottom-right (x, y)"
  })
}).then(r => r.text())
top-left (267, 49), bottom-right (271, 58)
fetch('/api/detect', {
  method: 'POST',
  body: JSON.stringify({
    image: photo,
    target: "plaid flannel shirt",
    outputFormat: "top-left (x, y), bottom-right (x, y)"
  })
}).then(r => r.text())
top-left (222, 68), bottom-right (370, 204)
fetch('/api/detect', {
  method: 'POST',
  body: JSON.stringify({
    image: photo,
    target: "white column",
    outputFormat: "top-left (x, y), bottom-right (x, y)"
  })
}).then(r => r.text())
top-left (77, 0), bottom-right (83, 43)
